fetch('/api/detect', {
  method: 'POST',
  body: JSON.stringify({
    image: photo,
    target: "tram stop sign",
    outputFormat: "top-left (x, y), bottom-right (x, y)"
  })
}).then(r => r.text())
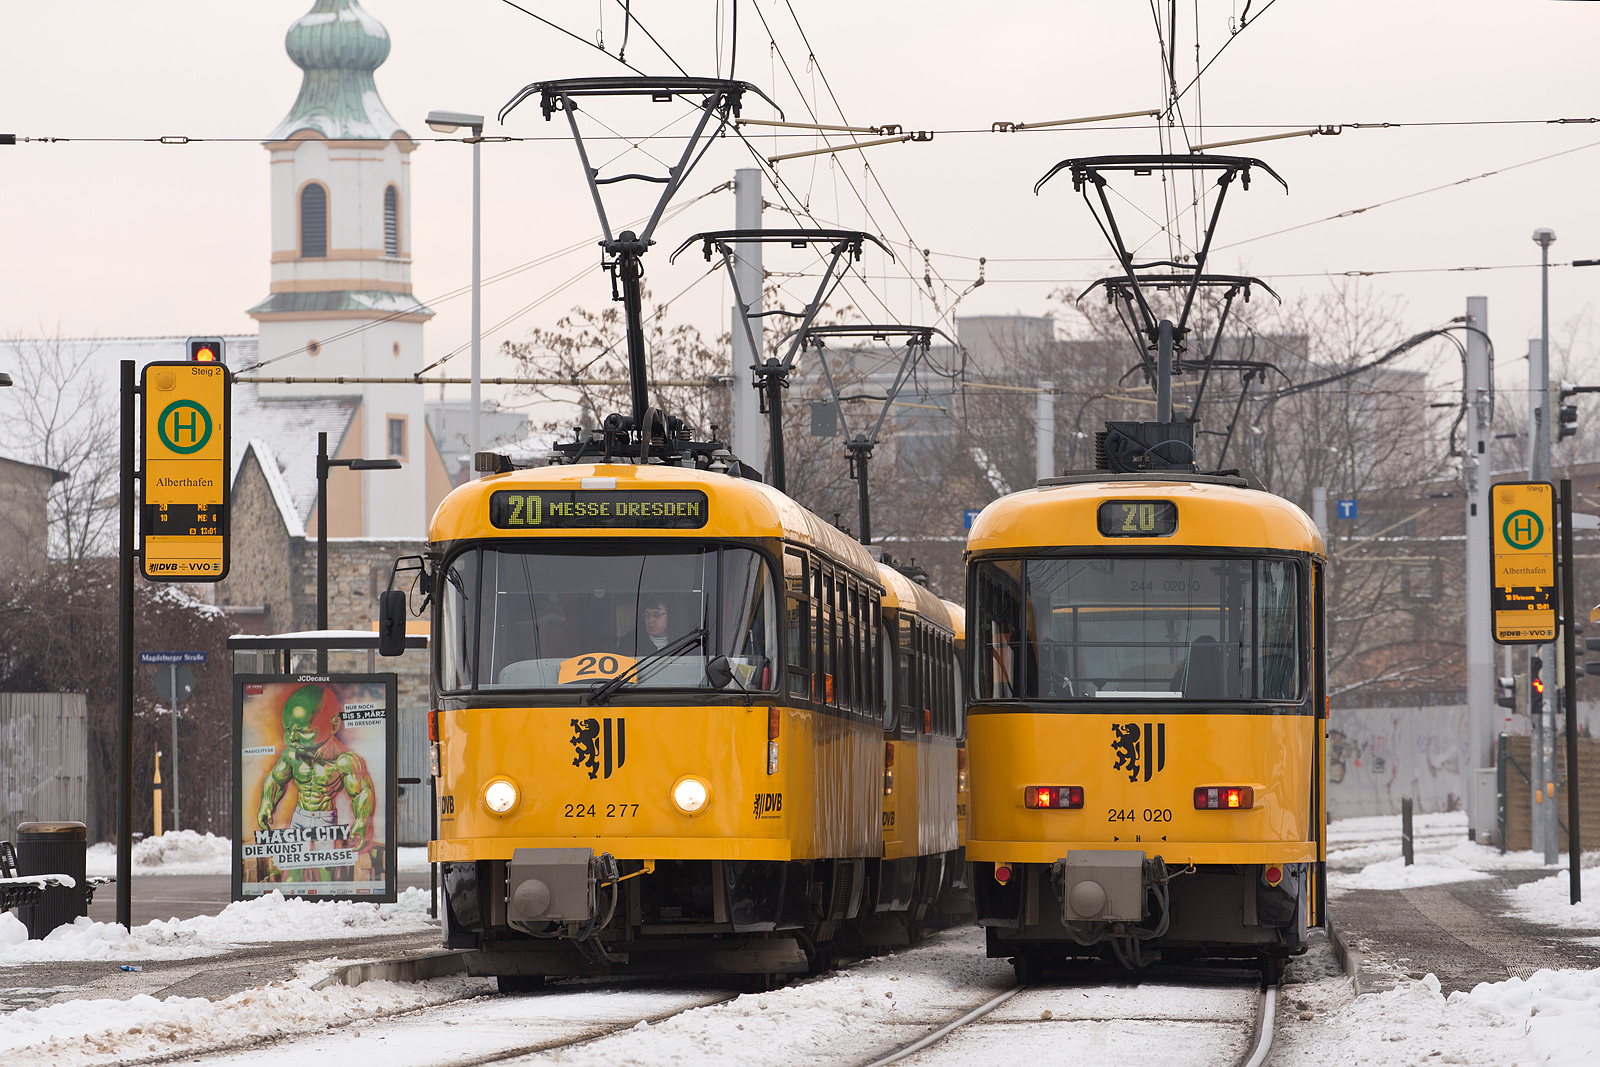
top-left (140, 361), bottom-right (230, 582)
top-left (1490, 481), bottom-right (1556, 644)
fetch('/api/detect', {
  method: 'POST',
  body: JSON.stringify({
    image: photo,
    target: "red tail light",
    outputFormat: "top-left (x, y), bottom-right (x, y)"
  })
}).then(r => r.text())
top-left (768, 707), bottom-right (781, 740)
top-left (884, 741), bottom-right (895, 768)
top-left (957, 748), bottom-right (968, 771)
top-left (428, 709), bottom-right (440, 742)
top-left (1194, 786), bottom-right (1254, 810)
top-left (994, 864), bottom-right (1013, 885)
top-left (1265, 865), bottom-right (1283, 886)
top-left (923, 708), bottom-right (932, 733)
top-left (1023, 785), bottom-right (1083, 809)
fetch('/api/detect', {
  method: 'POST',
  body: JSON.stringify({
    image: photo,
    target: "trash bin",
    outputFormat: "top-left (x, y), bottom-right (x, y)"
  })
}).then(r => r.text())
top-left (15, 821), bottom-right (88, 939)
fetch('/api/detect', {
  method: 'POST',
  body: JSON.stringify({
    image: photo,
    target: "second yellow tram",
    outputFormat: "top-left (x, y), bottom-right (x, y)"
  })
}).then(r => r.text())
top-left (964, 472), bottom-right (1327, 979)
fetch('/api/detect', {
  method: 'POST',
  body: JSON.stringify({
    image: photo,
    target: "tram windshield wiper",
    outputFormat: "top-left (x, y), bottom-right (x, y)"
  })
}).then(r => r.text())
top-left (587, 628), bottom-right (708, 705)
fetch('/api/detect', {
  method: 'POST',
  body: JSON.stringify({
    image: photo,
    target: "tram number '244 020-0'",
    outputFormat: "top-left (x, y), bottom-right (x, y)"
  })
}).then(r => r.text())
top-left (1108, 808), bottom-right (1174, 822)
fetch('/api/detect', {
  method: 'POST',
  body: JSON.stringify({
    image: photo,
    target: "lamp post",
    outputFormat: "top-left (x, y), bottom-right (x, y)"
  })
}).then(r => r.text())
top-left (426, 110), bottom-right (486, 468)
top-left (317, 431), bottom-right (401, 671)
top-left (1531, 226), bottom-right (1557, 864)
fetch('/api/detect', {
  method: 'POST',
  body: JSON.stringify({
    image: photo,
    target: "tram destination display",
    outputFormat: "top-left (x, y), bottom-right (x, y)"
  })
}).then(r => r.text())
top-left (1097, 500), bottom-right (1179, 537)
top-left (490, 489), bottom-right (709, 529)
top-left (232, 675), bottom-right (398, 903)
top-left (1490, 481), bottom-right (1557, 644)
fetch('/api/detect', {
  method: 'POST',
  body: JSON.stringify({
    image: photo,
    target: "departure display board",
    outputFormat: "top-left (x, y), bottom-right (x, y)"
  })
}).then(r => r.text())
top-left (1490, 481), bottom-right (1556, 644)
top-left (489, 490), bottom-right (709, 530)
top-left (141, 361), bottom-right (230, 581)
top-left (1097, 500), bottom-right (1179, 538)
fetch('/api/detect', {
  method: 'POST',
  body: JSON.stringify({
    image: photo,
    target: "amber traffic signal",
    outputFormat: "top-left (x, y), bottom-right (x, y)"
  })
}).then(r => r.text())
top-left (187, 337), bottom-right (224, 364)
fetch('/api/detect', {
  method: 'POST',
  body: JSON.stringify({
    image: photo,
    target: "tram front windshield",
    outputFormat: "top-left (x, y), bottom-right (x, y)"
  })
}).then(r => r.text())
top-left (438, 543), bottom-right (777, 693)
top-left (974, 557), bottom-right (1301, 701)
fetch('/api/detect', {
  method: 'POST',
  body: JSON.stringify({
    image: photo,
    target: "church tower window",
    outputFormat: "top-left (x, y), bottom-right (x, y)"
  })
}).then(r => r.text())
top-left (300, 182), bottom-right (328, 258)
top-left (384, 185), bottom-right (400, 256)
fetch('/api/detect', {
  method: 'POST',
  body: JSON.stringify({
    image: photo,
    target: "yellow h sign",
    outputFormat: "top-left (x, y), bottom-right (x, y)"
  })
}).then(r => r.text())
top-left (1490, 481), bottom-right (1555, 643)
top-left (141, 361), bottom-right (230, 582)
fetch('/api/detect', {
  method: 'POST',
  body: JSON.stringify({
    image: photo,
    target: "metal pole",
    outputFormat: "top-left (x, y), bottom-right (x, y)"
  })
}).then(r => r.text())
top-left (731, 169), bottom-right (765, 471)
top-left (1464, 297), bottom-right (1493, 842)
top-left (765, 365), bottom-right (787, 492)
top-left (430, 776), bottom-right (439, 920)
top-left (1560, 479), bottom-right (1582, 902)
top-left (117, 360), bottom-right (135, 930)
top-left (1401, 796), bottom-right (1414, 866)
top-left (1036, 380), bottom-right (1055, 483)
top-left (1311, 487), bottom-right (1328, 540)
top-left (169, 663), bottom-right (179, 833)
top-left (470, 128), bottom-right (483, 465)
top-left (1156, 320), bottom-right (1174, 424)
top-left (1537, 230), bottom-right (1560, 864)
top-left (853, 442), bottom-right (872, 546)
top-left (1528, 329), bottom-right (1554, 858)
top-left (317, 431), bottom-right (329, 674)
top-left (620, 249), bottom-right (650, 425)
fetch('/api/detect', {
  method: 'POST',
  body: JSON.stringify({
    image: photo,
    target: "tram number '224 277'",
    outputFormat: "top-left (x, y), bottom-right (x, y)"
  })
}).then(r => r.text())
top-left (564, 803), bottom-right (640, 818)
top-left (1108, 808), bottom-right (1173, 822)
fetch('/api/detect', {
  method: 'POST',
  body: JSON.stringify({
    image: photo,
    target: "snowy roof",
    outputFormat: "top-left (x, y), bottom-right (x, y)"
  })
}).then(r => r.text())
top-left (249, 290), bottom-right (433, 318)
top-left (269, 0), bottom-right (407, 142)
top-left (232, 384), bottom-right (361, 529)
top-left (240, 440), bottom-right (306, 538)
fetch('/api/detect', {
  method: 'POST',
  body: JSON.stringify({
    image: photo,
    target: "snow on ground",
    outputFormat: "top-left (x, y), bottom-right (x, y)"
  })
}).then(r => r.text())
top-left (0, 888), bottom-right (437, 965)
top-left (1507, 872), bottom-right (1600, 930)
top-left (0, 972), bottom-right (493, 1066)
top-left (84, 836), bottom-right (433, 877)
top-left (1324, 811), bottom-right (1599, 893)
top-left (85, 831), bottom-right (232, 877)
top-left (1329, 852), bottom-right (1496, 892)
top-left (1274, 969), bottom-right (1600, 1066)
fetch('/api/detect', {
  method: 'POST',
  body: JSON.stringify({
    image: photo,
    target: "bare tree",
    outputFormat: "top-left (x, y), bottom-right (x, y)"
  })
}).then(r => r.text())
top-left (0, 334), bottom-right (118, 560)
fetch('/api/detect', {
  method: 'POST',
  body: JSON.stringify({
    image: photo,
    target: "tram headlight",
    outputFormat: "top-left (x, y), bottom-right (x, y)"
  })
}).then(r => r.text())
top-left (671, 775), bottom-right (711, 816)
top-left (483, 777), bottom-right (520, 816)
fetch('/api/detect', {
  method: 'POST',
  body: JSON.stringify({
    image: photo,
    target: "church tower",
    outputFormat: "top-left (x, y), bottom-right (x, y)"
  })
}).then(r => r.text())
top-left (250, 0), bottom-right (432, 539)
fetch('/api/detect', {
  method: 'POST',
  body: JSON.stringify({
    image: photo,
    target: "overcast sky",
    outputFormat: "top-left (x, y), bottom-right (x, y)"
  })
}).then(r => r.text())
top-left (4, 1), bottom-right (1599, 407)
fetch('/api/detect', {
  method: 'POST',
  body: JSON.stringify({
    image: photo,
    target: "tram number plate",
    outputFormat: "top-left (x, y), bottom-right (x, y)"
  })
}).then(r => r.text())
top-left (557, 652), bottom-right (637, 685)
top-left (563, 803), bottom-right (640, 818)
top-left (1108, 808), bottom-right (1173, 822)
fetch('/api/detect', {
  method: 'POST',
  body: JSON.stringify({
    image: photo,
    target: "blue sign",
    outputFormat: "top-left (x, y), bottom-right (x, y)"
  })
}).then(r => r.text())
top-left (1336, 499), bottom-right (1357, 521)
top-left (139, 650), bottom-right (208, 665)
top-left (964, 509), bottom-right (983, 531)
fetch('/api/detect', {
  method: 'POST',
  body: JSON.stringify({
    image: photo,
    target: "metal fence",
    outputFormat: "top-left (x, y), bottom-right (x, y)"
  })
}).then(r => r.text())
top-left (0, 693), bottom-right (88, 841)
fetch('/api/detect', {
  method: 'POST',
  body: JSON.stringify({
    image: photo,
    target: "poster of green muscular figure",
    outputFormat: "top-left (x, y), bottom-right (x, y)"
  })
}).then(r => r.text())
top-left (233, 675), bottom-right (397, 902)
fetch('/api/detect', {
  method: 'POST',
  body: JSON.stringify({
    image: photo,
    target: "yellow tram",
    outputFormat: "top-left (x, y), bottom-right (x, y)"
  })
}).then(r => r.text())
top-left (963, 473), bottom-right (1327, 980)
top-left (424, 459), bottom-right (957, 984)
top-left (863, 563), bottom-right (962, 945)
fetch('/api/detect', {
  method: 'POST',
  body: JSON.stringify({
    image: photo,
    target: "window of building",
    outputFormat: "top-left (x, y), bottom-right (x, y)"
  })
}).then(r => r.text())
top-left (387, 415), bottom-right (407, 458)
top-left (383, 185), bottom-right (399, 256)
top-left (300, 183), bottom-right (328, 258)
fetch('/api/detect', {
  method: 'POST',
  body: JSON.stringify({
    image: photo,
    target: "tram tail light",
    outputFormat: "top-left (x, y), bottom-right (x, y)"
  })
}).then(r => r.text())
top-left (883, 741), bottom-right (895, 796)
top-left (923, 708), bottom-right (932, 734)
top-left (1194, 786), bottom-right (1255, 810)
top-left (1023, 785), bottom-right (1083, 809)
top-left (428, 709), bottom-right (440, 743)
top-left (957, 748), bottom-right (968, 793)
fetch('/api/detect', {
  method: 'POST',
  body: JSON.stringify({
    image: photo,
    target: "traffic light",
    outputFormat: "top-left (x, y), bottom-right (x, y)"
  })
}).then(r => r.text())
top-left (1559, 403), bottom-right (1579, 440)
top-left (1496, 675), bottom-right (1517, 711)
top-left (187, 337), bottom-right (224, 364)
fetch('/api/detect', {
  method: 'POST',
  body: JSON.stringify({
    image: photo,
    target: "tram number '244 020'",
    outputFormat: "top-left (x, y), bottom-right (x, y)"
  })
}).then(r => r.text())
top-left (1108, 808), bottom-right (1173, 822)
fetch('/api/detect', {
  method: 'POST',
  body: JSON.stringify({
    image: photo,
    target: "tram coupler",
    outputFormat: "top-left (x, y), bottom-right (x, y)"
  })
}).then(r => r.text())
top-left (1054, 850), bottom-right (1148, 923)
top-left (506, 847), bottom-right (618, 936)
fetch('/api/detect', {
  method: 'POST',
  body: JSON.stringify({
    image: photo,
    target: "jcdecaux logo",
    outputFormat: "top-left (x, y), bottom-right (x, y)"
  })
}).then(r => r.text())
top-left (157, 400), bottom-right (213, 454)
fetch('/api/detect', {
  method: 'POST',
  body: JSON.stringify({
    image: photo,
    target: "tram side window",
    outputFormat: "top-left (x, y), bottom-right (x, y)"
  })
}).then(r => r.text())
top-left (785, 552), bottom-right (811, 699)
top-left (854, 588), bottom-right (868, 715)
top-left (1258, 560), bottom-right (1300, 700)
top-left (975, 560), bottom-right (1024, 699)
top-left (438, 548), bottom-right (480, 691)
top-left (870, 598), bottom-right (882, 717)
top-left (812, 566), bottom-right (825, 703)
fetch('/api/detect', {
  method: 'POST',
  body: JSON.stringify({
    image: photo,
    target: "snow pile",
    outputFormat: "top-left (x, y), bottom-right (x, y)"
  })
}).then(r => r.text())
top-left (85, 830), bottom-right (233, 877)
top-left (0, 912), bottom-right (28, 947)
top-left (1507, 872), bottom-right (1600, 930)
top-left (1330, 851), bottom-right (1495, 892)
top-left (0, 973), bottom-right (489, 1065)
top-left (0, 888), bottom-right (437, 965)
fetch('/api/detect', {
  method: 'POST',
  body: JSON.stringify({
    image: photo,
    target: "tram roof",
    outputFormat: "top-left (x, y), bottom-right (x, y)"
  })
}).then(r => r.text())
top-left (430, 462), bottom-right (882, 576)
top-left (875, 563), bottom-right (954, 633)
top-left (966, 477), bottom-right (1324, 556)
top-left (940, 598), bottom-right (965, 640)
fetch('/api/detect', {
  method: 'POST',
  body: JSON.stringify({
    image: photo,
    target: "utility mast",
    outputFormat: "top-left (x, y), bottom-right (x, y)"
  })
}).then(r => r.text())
top-left (1463, 297), bottom-right (1493, 842)
top-left (730, 169), bottom-right (765, 472)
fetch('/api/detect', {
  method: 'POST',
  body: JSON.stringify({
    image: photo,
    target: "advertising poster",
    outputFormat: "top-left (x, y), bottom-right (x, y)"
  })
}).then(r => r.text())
top-left (232, 674), bottom-right (397, 902)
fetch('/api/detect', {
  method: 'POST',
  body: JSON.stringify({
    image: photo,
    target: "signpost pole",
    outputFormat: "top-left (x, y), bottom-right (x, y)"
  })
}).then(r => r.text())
top-left (1560, 479), bottom-right (1582, 902)
top-left (169, 662), bottom-right (180, 834)
top-left (117, 360), bottom-right (136, 930)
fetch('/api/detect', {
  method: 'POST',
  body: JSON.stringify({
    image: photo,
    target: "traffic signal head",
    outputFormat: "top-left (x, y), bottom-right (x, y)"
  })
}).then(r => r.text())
top-left (187, 337), bottom-right (224, 364)
top-left (1496, 675), bottom-right (1518, 711)
top-left (1560, 403), bottom-right (1580, 441)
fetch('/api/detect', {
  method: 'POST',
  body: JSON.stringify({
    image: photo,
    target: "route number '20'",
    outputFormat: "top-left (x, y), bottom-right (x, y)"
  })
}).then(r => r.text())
top-left (1097, 500), bottom-right (1178, 538)
top-left (557, 651), bottom-right (638, 685)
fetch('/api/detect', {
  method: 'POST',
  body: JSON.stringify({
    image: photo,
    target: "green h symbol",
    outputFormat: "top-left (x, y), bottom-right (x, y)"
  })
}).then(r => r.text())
top-left (173, 408), bottom-right (199, 446)
top-left (1514, 515), bottom-right (1534, 542)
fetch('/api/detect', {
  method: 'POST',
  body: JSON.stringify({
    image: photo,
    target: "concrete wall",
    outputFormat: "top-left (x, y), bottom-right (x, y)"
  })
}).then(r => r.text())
top-left (1327, 701), bottom-right (1600, 820)
top-left (0, 693), bottom-right (88, 841)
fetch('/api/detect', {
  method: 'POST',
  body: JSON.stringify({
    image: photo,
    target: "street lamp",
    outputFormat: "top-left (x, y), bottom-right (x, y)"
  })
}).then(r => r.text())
top-left (0, 373), bottom-right (12, 386)
top-left (426, 109), bottom-right (486, 470)
top-left (316, 431), bottom-right (401, 670)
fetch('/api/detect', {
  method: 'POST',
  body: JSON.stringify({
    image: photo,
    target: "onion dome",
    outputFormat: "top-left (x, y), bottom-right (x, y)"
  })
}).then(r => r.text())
top-left (269, 0), bottom-right (404, 140)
